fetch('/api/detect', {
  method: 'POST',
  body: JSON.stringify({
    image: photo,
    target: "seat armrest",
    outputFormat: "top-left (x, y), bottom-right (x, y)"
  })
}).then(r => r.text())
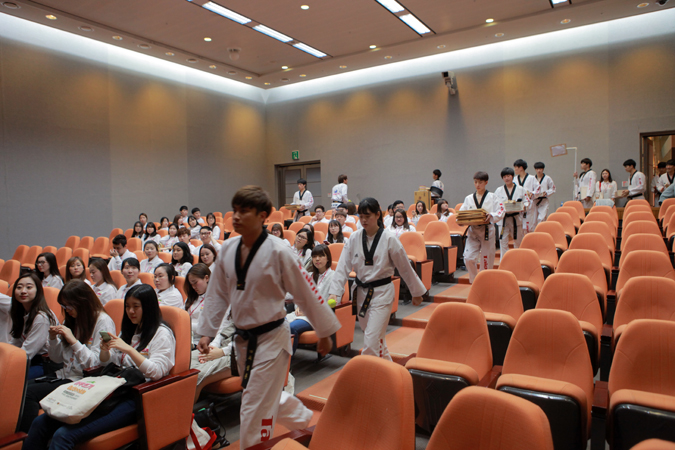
top-left (334, 302), bottom-right (351, 311)
top-left (592, 380), bottom-right (609, 417)
top-left (0, 432), bottom-right (27, 448)
top-left (601, 324), bottom-right (612, 343)
top-left (134, 369), bottom-right (199, 394)
top-left (247, 426), bottom-right (315, 450)
top-left (396, 353), bottom-right (417, 367)
top-left (478, 365), bottom-right (502, 388)
top-left (83, 365), bottom-right (104, 377)
top-left (607, 290), bottom-right (616, 300)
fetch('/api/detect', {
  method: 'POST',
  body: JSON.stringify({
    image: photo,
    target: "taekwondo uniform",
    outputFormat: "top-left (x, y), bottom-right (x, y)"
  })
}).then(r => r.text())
top-left (331, 183), bottom-right (349, 210)
top-left (626, 170), bottom-right (647, 201)
top-left (575, 170), bottom-right (597, 209)
top-left (533, 173), bottom-right (556, 226)
top-left (292, 189), bottom-right (314, 221)
top-left (494, 184), bottom-right (526, 258)
top-left (516, 173), bottom-right (539, 234)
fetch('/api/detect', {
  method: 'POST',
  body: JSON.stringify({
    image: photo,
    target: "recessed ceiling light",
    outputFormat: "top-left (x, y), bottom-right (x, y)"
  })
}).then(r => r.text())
top-left (637, 2), bottom-right (649, 6)
top-left (228, 70), bottom-right (237, 75)
top-left (253, 24), bottom-right (292, 42)
top-left (138, 44), bottom-right (151, 49)
top-left (245, 76), bottom-right (253, 79)
top-left (2, 3), bottom-right (20, 10)
top-left (264, 82), bottom-right (271, 85)
top-left (369, 45), bottom-right (377, 49)
top-left (187, 58), bottom-right (198, 63)
top-left (293, 42), bottom-right (327, 58)
top-left (112, 35), bottom-right (123, 41)
top-left (204, 37), bottom-right (212, 42)
top-left (376, 0), bottom-right (405, 13)
top-left (301, 5), bottom-right (309, 9)
top-left (45, 14), bottom-right (57, 20)
top-left (561, 18), bottom-right (571, 24)
top-left (398, 14), bottom-right (431, 34)
top-left (281, 65), bottom-right (289, 70)
top-left (299, 74), bottom-right (307, 77)
top-left (209, 64), bottom-right (217, 69)
top-left (339, 65), bottom-right (347, 69)
top-left (495, 32), bottom-right (504, 37)
top-left (201, 2), bottom-right (251, 24)
top-left (165, 52), bottom-right (175, 56)
top-left (384, 55), bottom-right (393, 59)
top-left (79, 26), bottom-right (94, 32)
top-left (486, 18), bottom-right (494, 23)
top-left (437, 44), bottom-right (446, 49)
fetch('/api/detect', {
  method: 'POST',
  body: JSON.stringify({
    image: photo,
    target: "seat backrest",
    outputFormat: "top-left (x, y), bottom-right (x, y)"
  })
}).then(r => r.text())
top-left (399, 232), bottom-right (427, 262)
top-left (328, 243), bottom-right (344, 264)
top-left (577, 222), bottom-right (614, 253)
top-left (0, 259), bottom-right (21, 284)
top-left (498, 248), bottom-right (545, 288)
top-left (91, 236), bottom-right (109, 254)
top-left (223, 211), bottom-right (233, 221)
top-left (0, 280), bottom-right (8, 296)
top-left (109, 228), bottom-right (123, 243)
top-left (564, 201), bottom-right (586, 221)
top-left (283, 230), bottom-right (296, 246)
top-left (44, 286), bottom-right (65, 324)
top-left (537, 273), bottom-right (603, 338)
top-left (222, 217), bottom-right (234, 233)
top-left (590, 205), bottom-right (618, 224)
top-left (427, 386), bottom-right (554, 450)
top-left (548, 212), bottom-right (576, 237)
top-left (417, 303), bottom-right (492, 378)
top-left (622, 221), bottom-right (662, 250)
top-left (65, 235), bottom-right (80, 250)
top-left (556, 249), bottom-right (607, 293)
top-left (445, 214), bottom-right (467, 235)
top-left (124, 228), bottom-right (133, 239)
top-left (584, 212), bottom-right (617, 235)
top-left (619, 233), bottom-right (668, 268)
top-left (103, 299), bottom-right (124, 334)
top-left (127, 237), bottom-right (142, 252)
top-left (289, 222), bottom-right (304, 233)
top-left (407, 204), bottom-right (416, 218)
top-left (609, 319), bottom-right (675, 398)
top-left (11, 244), bottom-right (29, 262)
top-left (22, 245), bottom-right (43, 265)
top-left (569, 233), bottom-right (613, 270)
top-left (423, 221), bottom-right (451, 247)
top-left (267, 211), bottom-right (284, 224)
top-left (78, 236), bottom-right (94, 251)
top-left (616, 250), bottom-right (675, 293)
top-left (429, 204), bottom-right (438, 214)
top-left (659, 199), bottom-right (675, 220)
top-left (139, 273), bottom-right (155, 287)
top-left (109, 270), bottom-right (125, 289)
top-left (623, 201), bottom-right (652, 216)
top-left (557, 207), bottom-right (581, 228)
top-left (43, 246), bottom-right (58, 254)
top-left (666, 212), bottom-right (675, 238)
top-left (311, 355), bottom-right (415, 450)
top-left (632, 439), bottom-right (675, 450)
top-left (467, 270), bottom-right (523, 322)
top-left (614, 277), bottom-right (675, 332)
top-left (415, 214), bottom-right (438, 232)
top-left (520, 232), bottom-right (559, 270)
top-left (73, 248), bottom-right (90, 264)
top-left (158, 305), bottom-right (191, 374)
top-left (55, 247), bottom-right (73, 268)
top-left (299, 216), bottom-right (312, 224)
top-left (314, 222), bottom-right (329, 235)
top-left (535, 221), bottom-right (569, 250)
top-left (174, 276), bottom-right (187, 301)
top-left (623, 210), bottom-right (657, 228)
top-left (0, 343), bottom-right (28, 438)
top-left (315, 231), bottom-right (326, 242)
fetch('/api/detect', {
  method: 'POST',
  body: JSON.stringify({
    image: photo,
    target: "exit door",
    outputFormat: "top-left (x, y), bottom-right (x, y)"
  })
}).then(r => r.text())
top-left (276, 162), bottom-right (322, 209)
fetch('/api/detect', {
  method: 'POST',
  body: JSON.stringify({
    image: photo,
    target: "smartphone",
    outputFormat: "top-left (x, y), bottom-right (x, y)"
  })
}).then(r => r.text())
top-left (100, 331), bottom-right (112, 342)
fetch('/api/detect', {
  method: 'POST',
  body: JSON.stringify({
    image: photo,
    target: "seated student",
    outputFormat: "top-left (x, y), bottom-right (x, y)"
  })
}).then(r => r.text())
top-left (188, 215), bottom-right (201, 240)
top-left (0, 292), bottom-right (10, 343)
top-left (192, 207), bottom-right (206, 225)
top-left (532, 162), bottom-right (556, 226)
top-left (160, 223), bottom-right (180, 249)
top-left (383, 204), bottom-right (395, 228)
top-left (495, 167), bottom-right (526, 257)
top-left (192, 226), bottom-right (222, 256)
top-left (108, 234), bottom-right (138, 271)
top-left (139, 213), bottom-right (149, 230)
top-left (159, 216), bottom-right (170, 231)
top-left (410, 200), bottom-right (428, 226)
top-left (25, 285), bottom-right (176, 450)
top-left (154, 263), bottom-right (184, 308)
top-left (140, 241), bottom-right (162, 274)
top-left (191, 311), bottom-right (235, 402)
top-left (597, 169), bottom-right (618, 203)
top-left (286, 245), bottom-right (334, 355)
top-left (185, 263), bottom-right (211, 346)
top-left (178, 205), bottom-right (190, 228)
top-left (198, 244), bottom-right (218, 272)
top-left (336, 203), bottom-right (356, 223)
top-left (174, 212), bottom-right (185, 228)
top-left (131, 221), bottom-right (144, 239)
top-left (269, 223), bottom-right (289, 244)
top-left (310, 205), bottom-right (330, 224)
top-left (430, 169), bottom-right (444, 203)
top-left (142, 222), bottom-right (161, 248)
top-left (390, 208), bottom-right (416, 238)
top-left (302, 223), bottom-right (322, 246)
top-left (206, 213), bottom-right (221, 241)
top-left (89, 259), bottom-right (118, 306)
top-left (293, 229), bottom-right (315, 268)
top-left (460, 171), bottom-right (505, 284)
top-left (115, 258), bottom-right (143, 300)
top-left (19, 281), bottom-right (116, 432)
top-left (333, 211), bottom-right (353, 233)
top-left (65, 256), bottom-right (89, 284)
top-left (326, 219), bottom-right (345, 244)
top-left (435, 199), bottom-right (453, 222)
top-left (172, 242), bottom-right (194, 277)
top-left (176, 227), bottom-right (197, 254)
top-left (9, 272), bottom-right (58, 379)
top-left (36, 252), bottom-right (64, 289)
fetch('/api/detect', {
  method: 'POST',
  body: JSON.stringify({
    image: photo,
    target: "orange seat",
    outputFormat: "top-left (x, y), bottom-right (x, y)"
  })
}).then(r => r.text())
top-left (578, 221), bottom-right (615, 254)
top-left (557, 206), bottom-right (581, 229)
top-left (158, 252), bottom-right (172, 264)
top-left (223, 211), bottom-right (233, 221)
top-left (564, 200), bottom-right (586, 222)
top-left (55, 247), bottom-right (73, 268)
top-left (328, 243), bottom-right (344, 270)
top-left (283, 230), bottom-right (296, 247)
top-left (43, 246), bottom-right (58, 254)
top-left (623, 210), bottom-right (658, 228)
top-left (0, 343), bottom-right (29, 449)
top-left (58, 264), bottom-right (67, 281)
top-left (298, 216), bottom-right (312, 224)
top-left (423, 221), bottom-right (457, 279)
top-left (109, 270), bottom-right (126, 289)
top-left (547, 212), bottom-right (576, 241)
top-left (126, 238), bottom-right (142, 252)
top-left (288, 222), bottom-right (304, 233)
top-left (0, 279), bottom-right (9, 296)
top-left (124, 229), bottom-right (133, 239)
top-left (520, 232), bottom-right (558, 277)
top-left (21, 245), bottom-right (43, 269)
top-left (133, 251), bottom-right (146, 261)
top-left (569, 233), bottom-right (613, 285)
top-left (65, 236), bottom-right (80, 250)
top-left (314, 230), bottom-right (326, 242)
top-left (589, 205), bottom-right (619, 228)
top-left (498, 248), bottom-right (544, 310)
top-left (535, 221), bottom-right (569, 252)
top-left (619, 233), bottom-right (668, 269)
top-left (585, 211), bottom-right (618, 238)
top-left (406, 204), bottom-right (416, 217)
top-left (399, 232), bottom-right (433, 290)
top-left (466, 270), bottom-right (523, 365)
top-left (77, 236), bottom-right (94, 252)
top-left (415, 214), bottom-right (437, 234)
top-left (108, 228), bottom-right (123, 247)
top-left (622, 221), bottom-right (662, 250)
top-left (267, 211), bottom-right (284, 224)
top-left (623, 200), bottom-right (652, 215)
top-left (298, 285), bottom-right (354, 356)
top-left (614, 250), bottom-right (675, 308)
top-left (426, 386), bottom-right (554, 450)
top-left (497, 309), bottom-right (594, 450)
top-left (665, 212), bottom-right (675, 246)
top-left (313, 222), bottom-right (329, 236)
top-left (44, 286), bottom-right (65, 324)
top-left (405, 303), bottom-right (492, 433)
top-left (73, 248), bottom-right (90, 264)
top-left (277, 207), bottom-right (292, 220)
top-left (222, 217), bottom-right (234, 234)
top-left (174, 276), bottom-right (187, 301)
top-left (608, 319), bottom-right (675, 450)
top-left (659, 198), bottom-right (675, 221)
top-left (0, 260), bottom-right (21, 285)
top-left (632, 440), bottom-right (675, 450)
top-left (557, 249), bottom-right (608, 317)
top-left (139, 273), bottom-right (155, 287)
top-left (11, 245), bottom-right (29, 263)
top-left (536, 273), bottom-right (603, 374)
top-left (90, 237), bottom-right (110, 259)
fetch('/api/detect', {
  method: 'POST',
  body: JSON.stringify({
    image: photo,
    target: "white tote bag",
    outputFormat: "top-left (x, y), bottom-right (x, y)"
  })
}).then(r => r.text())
top-left (40, 376), bottom-right (127, 424)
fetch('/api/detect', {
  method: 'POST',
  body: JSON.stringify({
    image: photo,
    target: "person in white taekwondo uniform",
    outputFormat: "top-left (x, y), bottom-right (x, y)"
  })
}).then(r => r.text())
top-left (460, 171), bottom-right (506, 284)
top-left (292, 178), bottom-right (314, 222)
top-left (532, 162), bottom-right (556, 226)
top-left (656, 159), bottom-right (675, 195)
top-left (328, 198), bottom-right (426, 361)
top-left (494, 167), bottom-right (527, 258)
top-left (513, 159), bottom-right (539, 235)
top-left (331, 174), bottom-right (349, 210)
top-left (621, 159), bottom-right (647, 201)
top-left (197, 186), bottom-right (340, 450)
top-left (573, 158), bottom-right (597, 209)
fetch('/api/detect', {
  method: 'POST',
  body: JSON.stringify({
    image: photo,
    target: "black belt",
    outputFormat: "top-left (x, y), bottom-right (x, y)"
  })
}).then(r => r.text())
top-left (473, 223), bottom-right (492, 241)
top-left (627, 194), bottom-right (642, 200)
top-left (501, 213), bottom-right (519, 240)
top-left (231, 318), bottom-right (285, 388)
top-left (353, 276), bottom-right (392, 317)
top-left (536, 197), bottom-right (546, 206)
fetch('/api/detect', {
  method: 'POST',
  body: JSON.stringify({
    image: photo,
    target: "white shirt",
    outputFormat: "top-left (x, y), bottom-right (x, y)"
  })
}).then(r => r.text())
top-left (42, 274), bottom-right (64, 290)
top-left (293, 247), bottom-right (312, 267)
top-left (174, 262), bottom-right (193, 277)
top-left (431, 179), bottom-right (444, 197)
top-left (108, 249), bottom-right (138, 272)
top-left (49, 312), bottom-right (116, 381)
top-left (212, 226), bottom-right (222, 240)
top-left (192, 242), bottom-right (222, 256)
top-left (437, 212), bottom-right (453, 223)
top-left (142, 234), bottom-right (161, 249)
top-left (410, 213), bottom-right (428, 226)
top-left (140, 256), bottom-right (162, 274)
top-left (389, 224), bottom-right (416, 238)
top-left (383, 215), bottom-right (394, 228)
top-left (290, 269), bottom-right (335, 325)
top-left (533, 174), bottom-right (556, 200)
top-left (574, 170), bottom-right (597, 200)
top-left (311, 216), bottom-right (330, 224)
top-left (10, 311), bottom-right (57, 359)
top-left (597, 181), bottom-right (618, 200)
top-left (115, 279), bottom-right (143, 300)
top-left (160, 235), bottom-right (179, 249)
top-left (190, 225), bottom-right (202, 240)
top-left (460, 192), bottom-right (506, 224)
top-left (292, 189), bottom-right (314, 216)
top-left (331, 183), bottom-right (349, 204)
top-left (157, 286), bottom-right (184, 308)
top-left (92, 282), bottom-right (118, 306)
top-left (627, 171), bottom-right (647, 198)
top-left (516, 173), bottom-right (540, 208)
top-left (188, 293), bottom-right (207, 345)
top-left (658, 172), bottom-right (675, 193)
top-left (103, 325), bottom-right (175, 381)
top-left (0, 294), bottom-right (11, 344)
top-left (341, 224), bottom-right (352, 234)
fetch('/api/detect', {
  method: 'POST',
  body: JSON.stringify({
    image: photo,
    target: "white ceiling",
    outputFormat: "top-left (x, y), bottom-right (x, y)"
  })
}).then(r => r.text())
top-left (1, 0), bottom-right (673, 89)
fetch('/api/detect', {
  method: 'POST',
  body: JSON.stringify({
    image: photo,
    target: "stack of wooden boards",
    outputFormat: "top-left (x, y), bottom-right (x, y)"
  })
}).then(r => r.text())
top-left (456, 209), bottom-right (488, 226)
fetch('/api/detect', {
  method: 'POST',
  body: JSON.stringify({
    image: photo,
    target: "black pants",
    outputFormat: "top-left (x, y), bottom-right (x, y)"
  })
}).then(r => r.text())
top-left (20, 378), bottom-right (73, 432)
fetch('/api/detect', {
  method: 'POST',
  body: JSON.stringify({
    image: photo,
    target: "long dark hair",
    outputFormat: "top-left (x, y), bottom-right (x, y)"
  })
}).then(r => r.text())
top-left (58, 280), bottom-right (105, 346)
top-left (131, 221), bottom-right (144, 238)
top-left (392, 208), bottom-right (411, 231)
top-left (184, 263), bottom-right (210, 310)
top-left (358, 198), bottom-right (383, 228)
top-left (172, 242), bottom-right (193, 266)
top-left (309, 245), bottom-right (332, 284)
top-left (35, 252), bottom-right (61, 281)
top-left (10, 273), bottom-right (56, 339)
top-left (154, 263), bottom-right (176, 287)
top-left (65, 256), bottom-right (87, 283)
top-left (296, 229), bottom-right (314, 253)
top-left (327, 220), bottom-right (344, 244)
top-left (89, 258), bottom-right (117, 288)
top-left (414, 201), bottom-right (428, 216)
top-left (601, 169), bottom-right (613, 183)
top-left (121, 284), bottom-right (165, 352)
top-left (198, 244), bottom-right (218, 265)
top-left (143, 222), bottom-right (158, 239)
top-left (436, 199), bottom-right (450, 219)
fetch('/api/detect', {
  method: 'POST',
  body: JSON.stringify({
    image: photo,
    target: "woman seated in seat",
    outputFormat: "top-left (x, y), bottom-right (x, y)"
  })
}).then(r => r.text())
top-left (35, 252), bottom-right (64, 290)
top-left (191, 309), bottom-right (235, 402)
top-left (9, 272), bottom-right (58, 379)
top-left (25, 284), bottom-right (176, 450)
top-left (159, 216), bottom-right (170, 231)
top-left (130, 221), bottom-right (144, 239)
top-left (293, 229), bottom-right (314, 269)
top-left (19, 280), bottom-right (116, 432)
top-left (326, 219), bottom-right (345, 244)
top-left (154, 263), bottom-right (184, 308)
top-left (89, 258), bottom-right (118, 306)
top-left (410, 201), bottom-right (428, 226)
top-left (269, 223), bottom-right (290, 246)
top-left (390, 208), bottom-right (416, 238)
top-left (142, 222), bottom-right (161, 248)
top-left (185, 263), bottom-right (211, 347)
top-left (161, 223), bottom-right (180, 250)
top-left (435, 199), bottom-right (454, 223)
top-left (140, 241), bottom-right (162, 274)
top-left (116, 258), bottom-right (142, 300)
top-left (188, 215), bottom-right (201, 240)
top-left (65, 256), bottom-right (89, 284)
top-left (172, 242), bottom-right (193, 277)
top-left (206, 213), bottom-right (221, 241)
top-left (198, 244), bottom-right (218, 273)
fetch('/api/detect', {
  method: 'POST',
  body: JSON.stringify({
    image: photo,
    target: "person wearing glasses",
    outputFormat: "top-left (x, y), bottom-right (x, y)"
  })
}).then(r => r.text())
top-left (292, 229), bottom-right (314, 269)
top-left (35, 252), bottom-right (64, 289)
top-left (191, 226), bottom-right (221, 256)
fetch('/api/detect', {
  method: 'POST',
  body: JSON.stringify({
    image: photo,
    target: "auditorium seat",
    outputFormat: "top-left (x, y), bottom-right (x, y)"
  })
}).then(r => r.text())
top-left (535, 221), bottom-right (568, 254)
top-left (73, 248), bottom-right (90, 264)
top-left (536, 273), bottom-right (603, 374)
top-left (55, 247), bottom-right (73, 268)
top-left (89, 237), bottom-right (110, 259)
top-left (0, 280), bottom-right (8, 296)
top-left (192, 254), bottom-right (199, 265)
top-left (0, 343), bottom-right (29, 450)
top-left (103, 299), bottom-right (124, 333)
top-left (445, 215), bottom-right (467, 265)
top-left (608, 319), bottom-right (675, 450)
top-left (222, 217), bottom-right (234, 234)
top-left (557, 206), bottom-right (582, 230)
top-left (44, 286), bottom-right (64, 324)
top-left (272, 355), bottom-right (414, 450)
top-left (174, 276), bottom-right (187, 301)
top-left (497, 309), bottom-right (594, 450)
top-left (10, 245), bottom-right (28, 264)
top-left (659, 198), bottom-right (675, 220)
top-left (632, 440), bottom-right (675, 450)
top-left (65, 236), bottom-right (80, 250)
top-left (158, 229), bottom-right (168, 238)
top-left (126, 238), bottom-right (142, 252)
top-left (0, 260), bottom-right (20, 285)
top-left (58, 265), bottom-right (67, 281)
top-left (621, 222), bottom-right (662, 250)
top-left (498, 248), bottom-right (544, 311)
top-left (623, 210), bottom-right (658, 228)
top-left (139, 273), bottom-right (155, 287)
top-left (298, 285), bottom-right (353, 357)
top-left (415, 214), bottom-right (437, 234)
top-left (557, 249), bottom-right (608, 318)
top-left (314, 231), bottom-right (326, 242)
top-left (619, 234), bottom-right (669, 269)
top-left (569, 233), bottom-right (613, 285)
top-left (425, 386), bottom-right (554, 450)
top-left (564, 200), bottom-right (586, 222)
top-left (423, 221), bottom-right (457, 280)
top-left (21, 245), bottom-right (43, 269)
top-left (289, 222), bottom-right (304, 233)
top-left (623, 201), bottom-right (652, 216)
top-left (267, 211), bottom-right (284, 224)
top-left (109, 270), bottom-right (125, 289)
top-left (42, 246), bottom-right (58, 254)
top-left (399, 232), bottom-right (433, 290)
top-left (313, 222), bottom-right (328, 236)
top-left (108, 228), bottom-right (123, 246)
top-left (283, 230), bottom-right (296, 247)
top-left (158, 252), bottom-right (171, 264)
top-left (466, 270), bottom-right (523, 365)
top-left (589, 205), bottom-right (619, 228)
top-left (405, 303), bottom-right (492, 433)
top-left (223, 211), bottom-right (233, 221)
top-left (520, 232), bottom-right (558, 278)
top-left (297, 216), bottom-right (311, 224)
top-left (578, 221), bottom-right (615, 255)
top-left (584, 212), bottom-right (617, 241)
top-left (77, 236), bottom-right (94, 252)
top-left (406, 204), bottom-right (416, 217)
top-left (547, 212), bottom-right (576, 243)
top-left (345, 222), bottom-right (357, 232)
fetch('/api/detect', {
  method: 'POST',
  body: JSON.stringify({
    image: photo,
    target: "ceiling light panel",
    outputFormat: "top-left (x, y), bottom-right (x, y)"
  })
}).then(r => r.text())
top-left (398, 14), bottom-right (431, 34)
top-left (293, 42), bottom-right (327, 58)
top-left (373, 0), bottom-right (435, 36)
top-left (550, 0), bottom-right (570, 6)
top-left (376, 0), bottom-right (405, 13)
top-left (201, 2), bottom-right (251, 24)
top-left (253, 24), bottom-right (293, 42)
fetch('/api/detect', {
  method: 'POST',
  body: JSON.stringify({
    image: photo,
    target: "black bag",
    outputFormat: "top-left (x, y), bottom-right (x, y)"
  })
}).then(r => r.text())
top-left (95, 364), bottom-right (146, 414)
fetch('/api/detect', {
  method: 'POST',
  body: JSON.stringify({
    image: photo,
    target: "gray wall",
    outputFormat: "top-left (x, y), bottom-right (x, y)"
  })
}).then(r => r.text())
top-left (0, 37), bottom-right (267, 259)
top-left (265, 33), bottom-right (675, 211)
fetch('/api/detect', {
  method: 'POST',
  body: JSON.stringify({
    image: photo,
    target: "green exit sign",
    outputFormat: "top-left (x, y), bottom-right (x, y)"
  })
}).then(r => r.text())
top-left (291, 150), bottom-right (299, 160)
